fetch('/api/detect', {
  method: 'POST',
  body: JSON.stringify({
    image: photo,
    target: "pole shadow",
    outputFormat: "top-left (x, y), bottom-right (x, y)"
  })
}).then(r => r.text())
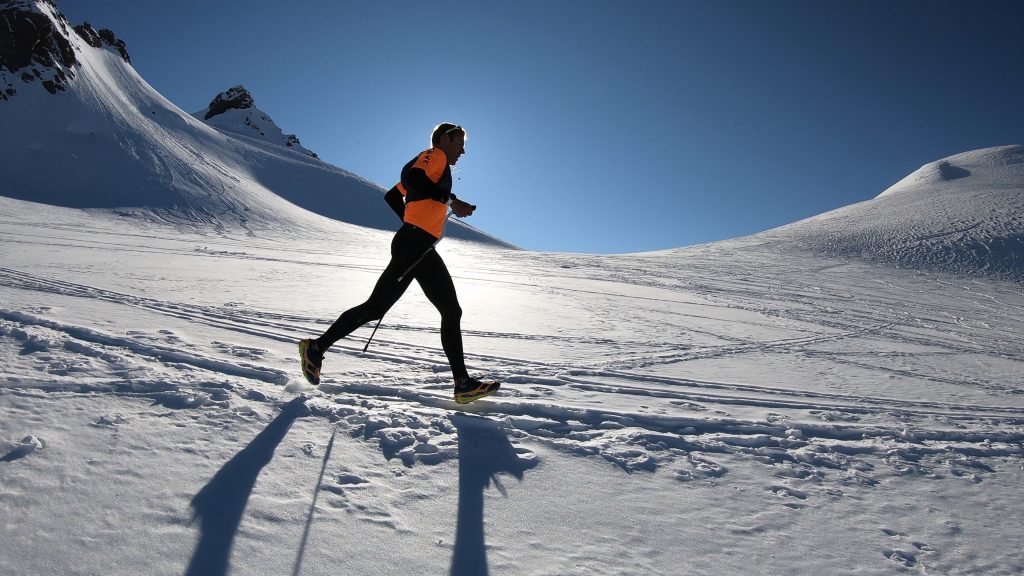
top-left (449, 413), bottom-right (538, 576)
top-left (184, 397), bottom-right (306, 576)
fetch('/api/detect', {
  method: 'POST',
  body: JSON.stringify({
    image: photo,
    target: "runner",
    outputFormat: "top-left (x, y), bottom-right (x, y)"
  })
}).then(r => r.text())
top-left (298, 123), bottom-right (500, 404)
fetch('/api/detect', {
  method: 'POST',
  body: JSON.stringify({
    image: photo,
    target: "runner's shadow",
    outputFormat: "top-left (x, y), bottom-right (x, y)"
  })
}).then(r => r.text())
top-left (184, 397), bottom-right (306, 576)
top-left (449, 413), bottom-right (538, 576)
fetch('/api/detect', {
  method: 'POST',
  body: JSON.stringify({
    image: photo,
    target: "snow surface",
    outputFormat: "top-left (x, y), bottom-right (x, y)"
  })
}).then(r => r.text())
top-left (3, 198), bottom-right (1024, 575)
top-left (2, 2), bottom-right (1024, 575)
top-left (753, 145), bottom-right (1024, 280)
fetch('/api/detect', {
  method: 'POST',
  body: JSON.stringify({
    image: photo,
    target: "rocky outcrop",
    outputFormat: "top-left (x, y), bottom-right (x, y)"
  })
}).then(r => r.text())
top-left (73, 22), bottom-right (132, 64)
top-left (196, 85), bottom-right (320, 159)
top-left (0, 1), bottom-right (132, 101)
top-left (0, 0), bottom-right (77, 100)
top-left (285, 134), bottom-right (318, 158)
top-left (203, 85), bottom-right (255, 120)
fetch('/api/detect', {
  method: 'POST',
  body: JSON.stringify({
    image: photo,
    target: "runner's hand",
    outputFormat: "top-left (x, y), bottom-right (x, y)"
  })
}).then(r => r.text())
top-left (451, 198), bottom-right (476, 217)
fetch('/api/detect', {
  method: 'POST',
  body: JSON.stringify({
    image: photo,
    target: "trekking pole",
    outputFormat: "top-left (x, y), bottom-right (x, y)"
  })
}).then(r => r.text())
top-left (362, 210), bottom-right (456, 353)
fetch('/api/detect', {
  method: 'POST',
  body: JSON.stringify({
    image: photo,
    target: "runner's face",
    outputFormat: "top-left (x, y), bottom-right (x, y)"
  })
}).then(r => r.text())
top-left (440, 133), bottom-right (465, 165)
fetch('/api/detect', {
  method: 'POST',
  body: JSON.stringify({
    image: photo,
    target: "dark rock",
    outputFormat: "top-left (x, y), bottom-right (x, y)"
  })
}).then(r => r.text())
top-left (72, 22), bottom-right (131, 64)
top-left (0, 0), bottom-right (77, 94)
top-left (0, 1), bottom-right (133, 101)
top-left (73, 21), bottom-right (103, 48)
top-left (97, 28), bottom-right (131, 64)
top-left (284, 134), bottom-right (317, 158)
top-left (203, 85), bottom-right (255, 120)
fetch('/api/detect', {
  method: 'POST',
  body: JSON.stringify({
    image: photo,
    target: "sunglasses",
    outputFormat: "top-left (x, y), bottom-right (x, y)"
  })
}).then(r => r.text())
top-left (441, 124), bottom-right (463, 136)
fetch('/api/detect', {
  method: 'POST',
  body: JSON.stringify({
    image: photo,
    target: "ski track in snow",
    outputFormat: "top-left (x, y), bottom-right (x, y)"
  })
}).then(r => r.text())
top-left (3, 259), bottom-right (1022, 506)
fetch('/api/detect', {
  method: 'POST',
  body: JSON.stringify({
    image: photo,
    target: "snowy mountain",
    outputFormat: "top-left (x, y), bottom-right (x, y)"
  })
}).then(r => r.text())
top-left (193, 85), bottom-right (319, 159)
top-left (0, 0), bottom-right (507, 244)
top-left (752, 145), bottom-right (1024, 279)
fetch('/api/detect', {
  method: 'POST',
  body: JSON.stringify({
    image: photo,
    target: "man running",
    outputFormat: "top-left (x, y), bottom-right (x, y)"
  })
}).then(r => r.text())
top-left (299, 123), bottom-right (499, 404)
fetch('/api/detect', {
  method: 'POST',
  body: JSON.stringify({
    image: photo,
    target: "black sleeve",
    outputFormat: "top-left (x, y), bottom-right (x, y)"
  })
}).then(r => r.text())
top-left (384, 185), bottom-right (405, 221)
top-left (401, 166), bottom-right (452, 203)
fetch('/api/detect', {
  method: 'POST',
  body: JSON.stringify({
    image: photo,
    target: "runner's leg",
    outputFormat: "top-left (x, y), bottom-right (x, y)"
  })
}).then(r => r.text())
top-left (315, 227), bottom-right (427, 351)
top-left (413, 250), bottom-right (468, 380)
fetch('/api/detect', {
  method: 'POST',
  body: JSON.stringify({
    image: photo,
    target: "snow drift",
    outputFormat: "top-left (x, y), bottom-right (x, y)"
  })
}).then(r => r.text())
top-left (755, 145), bottom-right (1024, 279)
top-left (0, 0), bottom-right (507, 244)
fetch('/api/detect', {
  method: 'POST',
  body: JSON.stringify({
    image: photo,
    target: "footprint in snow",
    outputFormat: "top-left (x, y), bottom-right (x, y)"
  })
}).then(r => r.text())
top-left (770, 481), bottom-right (806, 500)
top-left (337, 473), bottom-right (369, 486)
top-left (322, 472), bottom-right (369, 496)
top-left (883, 549), bottom-right (918, 568)
top-left (19, 335), bottom-right (54, 355)
top-left (151, 390), bottom-right (210, 409)
top-left (212, 341), bottom-right (266, 360)
top-left (91, 414), bottom-right (128, 428)
top-left (882, 528), bottom-right (936, 556)
top-left (1, 436), bottom-right (46, 462)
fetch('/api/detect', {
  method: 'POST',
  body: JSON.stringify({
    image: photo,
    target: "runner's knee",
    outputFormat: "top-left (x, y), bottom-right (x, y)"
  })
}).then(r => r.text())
top-left (445, 302), bottom-right (462, 322)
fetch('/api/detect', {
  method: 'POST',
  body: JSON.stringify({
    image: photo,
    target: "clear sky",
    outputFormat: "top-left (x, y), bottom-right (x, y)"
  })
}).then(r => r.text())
top-left (59, 0), bottom-right (1024, 254)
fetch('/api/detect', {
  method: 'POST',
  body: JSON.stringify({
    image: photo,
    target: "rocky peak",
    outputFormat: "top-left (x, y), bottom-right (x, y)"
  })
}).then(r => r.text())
top-left (196, 86), bottom-right (319, 159)
top-left (203, 85), bottom-right (255, 120)
top-left (0, 0), bottom-right (77, 100)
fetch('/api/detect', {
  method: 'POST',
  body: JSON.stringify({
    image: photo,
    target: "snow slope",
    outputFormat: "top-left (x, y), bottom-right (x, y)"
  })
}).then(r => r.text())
top-left (755, 145), bottom-right (1024, 279)
top-left (0, 1), bottom-right (506, 244)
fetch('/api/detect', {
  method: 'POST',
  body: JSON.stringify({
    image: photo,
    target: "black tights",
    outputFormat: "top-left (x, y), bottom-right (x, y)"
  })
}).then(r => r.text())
top-left (316, 224), bottom-right (467, 380)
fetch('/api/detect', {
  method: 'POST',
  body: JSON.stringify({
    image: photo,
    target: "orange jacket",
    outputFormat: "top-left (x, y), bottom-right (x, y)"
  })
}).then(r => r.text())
top-left (393, 147), bottom-right (455, 238)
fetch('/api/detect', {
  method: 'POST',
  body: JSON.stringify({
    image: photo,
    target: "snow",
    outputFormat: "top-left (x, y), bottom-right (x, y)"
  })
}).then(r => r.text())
top-left (2, 2), bottom-right (1024, 575)
top-left (753, 145), bottom-right (1024, 279)
top-left (3, 205), bottom-right (1023, 575)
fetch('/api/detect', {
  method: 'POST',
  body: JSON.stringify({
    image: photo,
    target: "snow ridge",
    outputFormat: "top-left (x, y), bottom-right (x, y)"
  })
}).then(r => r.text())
top-left (757, 145), bottom-right (1024, 279)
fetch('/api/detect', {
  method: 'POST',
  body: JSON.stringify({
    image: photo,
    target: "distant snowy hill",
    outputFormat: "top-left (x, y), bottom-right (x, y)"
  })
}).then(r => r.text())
top-left (691, 145), bottom-right (1024, 280)
top-left (0, 0), bottom-right (508, 245)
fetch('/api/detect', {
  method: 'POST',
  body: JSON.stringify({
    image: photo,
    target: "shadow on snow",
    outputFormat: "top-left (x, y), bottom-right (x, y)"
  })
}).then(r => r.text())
top-left (184, 397), bottom-right (306, 576)
top-left (449, 413), bottom-right (538, 576)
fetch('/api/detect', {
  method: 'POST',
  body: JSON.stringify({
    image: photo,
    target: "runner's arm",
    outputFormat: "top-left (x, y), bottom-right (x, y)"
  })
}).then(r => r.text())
top-left (401, 166), bottom-right (457, 204)
top-left (384, 185), bottom-right (405, 220)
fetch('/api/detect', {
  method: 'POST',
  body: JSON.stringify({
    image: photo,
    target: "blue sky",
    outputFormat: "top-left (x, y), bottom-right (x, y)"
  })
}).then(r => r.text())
top-left (60, 1), bottom-right (1024, 253)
